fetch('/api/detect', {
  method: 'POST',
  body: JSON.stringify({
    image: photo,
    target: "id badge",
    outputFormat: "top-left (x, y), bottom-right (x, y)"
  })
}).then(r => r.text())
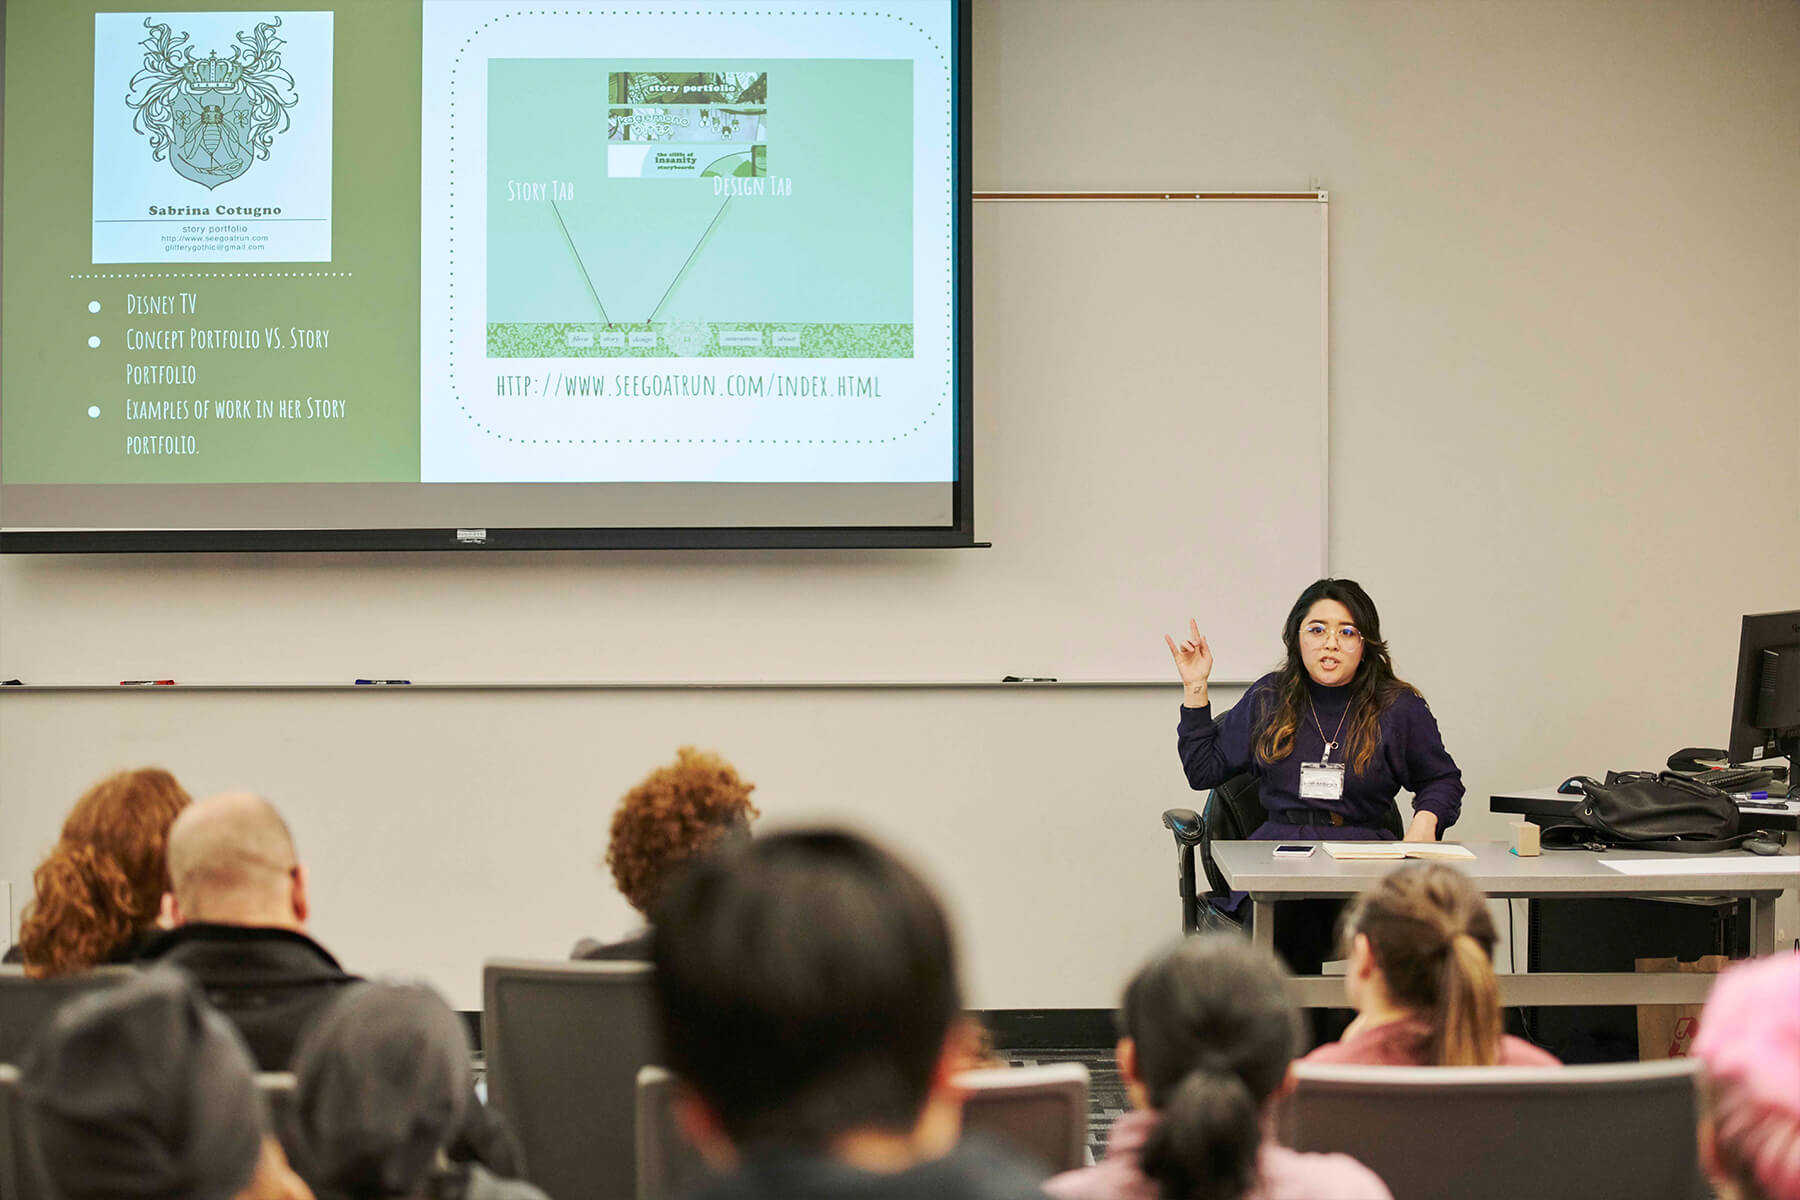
top-left (1299, 761), bottom-right (1346, 801)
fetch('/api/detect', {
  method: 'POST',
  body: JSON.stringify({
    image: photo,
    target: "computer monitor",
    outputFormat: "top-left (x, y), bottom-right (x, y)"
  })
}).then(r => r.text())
top-left (1728, 610), bottom-right (1800, 795)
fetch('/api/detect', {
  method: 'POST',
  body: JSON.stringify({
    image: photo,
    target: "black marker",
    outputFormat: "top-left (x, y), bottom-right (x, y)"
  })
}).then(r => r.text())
top-left (1, 679), bottom-right (23, 686)
top-left (355, 679), bottom-right (411, 685)
top-left (1002, 676), bottom-right (1058, 683)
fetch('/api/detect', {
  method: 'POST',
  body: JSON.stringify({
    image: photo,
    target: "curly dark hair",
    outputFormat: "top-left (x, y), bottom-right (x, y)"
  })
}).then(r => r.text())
top-left (607, 748), bottom-right (758, 913)
top-left (19, 767), bottom-right (192, 977)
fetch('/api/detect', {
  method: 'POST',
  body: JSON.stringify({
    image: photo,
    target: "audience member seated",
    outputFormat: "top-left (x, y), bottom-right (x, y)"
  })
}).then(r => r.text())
top-left (649, 828), bottom-right (1047, 1200)
top-left (1692, 953), bottom-right (1800, 1200)
top-left (291, 981), bottom-right (548, 1200)
top-left (8, 766), bottom-right (191, 976)
top-left (137, 790), bottom-right (522, 1176)
top-left (571, 746), bottom-right (759, 961)
top-left (135, 790), bottom-right (358, 1069)
top-left (1046, 936), bottom-right (1390, 1200)
top-left (18, 965), bottom-right (313, 1200)
top-left (1298, 863), bottom-right (1559, 1068)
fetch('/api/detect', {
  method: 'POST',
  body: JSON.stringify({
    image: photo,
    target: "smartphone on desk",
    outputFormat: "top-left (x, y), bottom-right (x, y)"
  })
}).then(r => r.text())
top-left (1272, 844), bottom-right (1317, 858)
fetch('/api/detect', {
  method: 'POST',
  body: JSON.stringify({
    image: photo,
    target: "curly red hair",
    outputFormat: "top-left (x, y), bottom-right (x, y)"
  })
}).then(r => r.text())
top-left (18, 767), bottom-right (192, 977)
top-left (607, 748), bottom-right (758, 913)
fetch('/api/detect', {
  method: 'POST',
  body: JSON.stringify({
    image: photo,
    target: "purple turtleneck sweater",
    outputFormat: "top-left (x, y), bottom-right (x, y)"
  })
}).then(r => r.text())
top-left (1177, 673), bottom-right (1464, 833)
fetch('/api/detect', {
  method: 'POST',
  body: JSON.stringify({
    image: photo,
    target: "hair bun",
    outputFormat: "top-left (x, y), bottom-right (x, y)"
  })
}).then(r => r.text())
top-left (1189, 1050), bottom-right (1235, 1077)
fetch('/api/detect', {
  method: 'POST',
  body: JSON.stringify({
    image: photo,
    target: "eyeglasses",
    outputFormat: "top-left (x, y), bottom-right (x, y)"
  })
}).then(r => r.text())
top-left (1300, 622), bottom-right (1361, 643)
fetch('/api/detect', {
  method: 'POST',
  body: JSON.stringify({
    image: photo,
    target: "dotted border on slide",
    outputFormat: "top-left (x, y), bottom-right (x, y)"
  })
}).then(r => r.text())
top-left (69, 272), bottom-right (355, 279)
top-left (447, 7), bottom-right (952, 449)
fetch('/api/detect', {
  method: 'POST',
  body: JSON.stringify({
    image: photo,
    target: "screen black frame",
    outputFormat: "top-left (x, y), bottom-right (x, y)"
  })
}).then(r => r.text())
top-left (1728, 609), bottom-right (1800, 765)
top-left (0, 0), bottom-right (976, 553)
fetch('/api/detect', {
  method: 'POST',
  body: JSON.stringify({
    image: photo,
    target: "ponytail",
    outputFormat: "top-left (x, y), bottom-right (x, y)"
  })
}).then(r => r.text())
top-left (1140, 1064), bottom-right (1262, 1200)
top-left (1434, 932), bottom-right (1501, 1067)
top-left (1121, 938), bottom-right (1297, 1200)
top-left (19, 843), bottom-right (142, 977)
top-left (1342, 863), bottom-right (1506, 1066)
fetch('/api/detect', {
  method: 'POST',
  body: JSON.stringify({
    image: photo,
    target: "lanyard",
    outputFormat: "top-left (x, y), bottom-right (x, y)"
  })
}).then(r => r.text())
top-left (1308, 698), bottom-right (1351, 764)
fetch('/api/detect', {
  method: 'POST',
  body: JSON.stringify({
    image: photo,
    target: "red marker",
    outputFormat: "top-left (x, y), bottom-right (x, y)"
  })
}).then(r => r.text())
top-left (119, 679), bottom-right (176, 686)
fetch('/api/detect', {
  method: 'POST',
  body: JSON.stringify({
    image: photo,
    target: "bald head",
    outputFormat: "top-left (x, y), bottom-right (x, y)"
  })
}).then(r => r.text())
top-left (166, 792), bottom-right (307, 930)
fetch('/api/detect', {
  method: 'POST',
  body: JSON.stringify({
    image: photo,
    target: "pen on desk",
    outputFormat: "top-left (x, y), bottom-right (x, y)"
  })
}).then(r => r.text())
top-left (119, 680), bottom-right (176, 686)
top-left (354, 679), bottom-right (411, 685)
top-left (1001, 675), bottom-right (1058, 683)
top-left (1733, 791), bottom-right (1770, 801)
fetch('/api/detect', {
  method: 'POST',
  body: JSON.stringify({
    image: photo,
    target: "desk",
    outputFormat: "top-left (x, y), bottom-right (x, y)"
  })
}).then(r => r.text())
top-left (1491, 787), bottom-right (1800, 833)
top-left (1211, 840), bottom-right (1797, 1009)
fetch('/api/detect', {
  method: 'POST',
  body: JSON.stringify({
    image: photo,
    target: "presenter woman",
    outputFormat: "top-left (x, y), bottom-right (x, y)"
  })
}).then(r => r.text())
top-left (1166, 579), bottom-right (1464, 977)
top-left (1167, 577), bottom-right (1462, 844)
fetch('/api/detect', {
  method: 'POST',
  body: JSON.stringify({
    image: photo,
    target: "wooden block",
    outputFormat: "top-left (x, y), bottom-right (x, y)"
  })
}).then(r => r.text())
top-left (1511, 820), bottom-right (1541, 856)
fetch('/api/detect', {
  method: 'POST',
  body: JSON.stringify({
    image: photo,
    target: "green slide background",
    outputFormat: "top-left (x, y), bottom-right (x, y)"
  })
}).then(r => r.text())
top-left (1, 1), bottom-right (423, 484)
top-left (487, 58), bottom-right (912, 327)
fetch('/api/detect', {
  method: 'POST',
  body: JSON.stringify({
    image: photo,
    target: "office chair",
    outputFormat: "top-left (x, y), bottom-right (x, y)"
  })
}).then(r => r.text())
top-left (959, 1062), bottom-right (1091, 1173)
top-left (482, 958), bottom-right (657, 1200)
top-left (634, 1061), bottom-right (1094, 1200)
top-left (256, 1072), bottom-right (304, 1178)
top-left (633, 1066), bottom-right (719, 1200)
top-left (1286, 1059), bottom-right (1708, 1200)
top-left (1162, 772), bottom-right (1264, 934)
top-left (0, 1063), bottom-right (50, 1200)
top-left (0, 965), bottom-right (134, 1065)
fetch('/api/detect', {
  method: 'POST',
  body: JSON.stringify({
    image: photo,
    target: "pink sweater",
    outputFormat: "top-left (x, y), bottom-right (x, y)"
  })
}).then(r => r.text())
top-left (1044, 1110), bottom-right (1391, 1200)
top-left (1298, 1016), bottom-right (1561, 1068)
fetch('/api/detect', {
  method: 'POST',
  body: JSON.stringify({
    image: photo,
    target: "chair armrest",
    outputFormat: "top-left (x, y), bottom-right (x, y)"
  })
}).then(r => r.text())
top-left (1163, 808), bottom-right (1203, 847)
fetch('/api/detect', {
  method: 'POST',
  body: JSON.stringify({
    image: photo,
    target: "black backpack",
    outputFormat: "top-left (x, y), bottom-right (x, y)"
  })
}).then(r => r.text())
top-left (1542, 770), bottom-right (1752, 853)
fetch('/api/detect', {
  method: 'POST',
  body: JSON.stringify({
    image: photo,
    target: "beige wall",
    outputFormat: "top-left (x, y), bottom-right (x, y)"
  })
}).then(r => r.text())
top-left (4, 0), bottom-right (1798, 1007)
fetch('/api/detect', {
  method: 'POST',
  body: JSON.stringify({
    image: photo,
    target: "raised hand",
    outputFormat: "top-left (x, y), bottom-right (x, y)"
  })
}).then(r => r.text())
top-left (1164, 618), bottom-right (1214, 704)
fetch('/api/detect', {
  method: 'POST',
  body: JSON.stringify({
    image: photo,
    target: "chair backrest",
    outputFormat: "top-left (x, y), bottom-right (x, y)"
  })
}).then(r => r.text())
top-left (1199, 773), bottom-right (1264, 897)
top-left (483, 958), bottom-right (657, 1200)
top-left (634, 1066), bottom-right (719, 1200)
top-left (959, 1062), bottom-right (1090, 1173)
top-left (1287, 1059), bottom-right (1708, 1200)
top-left (0, 965), bottom-right (135, 1066)
top-left (256, 1071), bottom-right (305, 1178)
top-left (0, 1062), bottom-right (51, 1200)
top-left (633, 1061), bottom-right (1091, 1200)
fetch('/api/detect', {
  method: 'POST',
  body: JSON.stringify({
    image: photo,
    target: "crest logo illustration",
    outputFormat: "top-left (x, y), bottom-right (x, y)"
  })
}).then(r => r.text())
top-left (125, 16), bottom-right (299, 190)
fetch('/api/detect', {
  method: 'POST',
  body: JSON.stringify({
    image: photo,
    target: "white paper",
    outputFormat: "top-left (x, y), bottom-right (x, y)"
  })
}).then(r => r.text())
top-left (1321, 842), bottom-right (1476, 860)
top-left (1600, 857), bottom-right (1800, 877)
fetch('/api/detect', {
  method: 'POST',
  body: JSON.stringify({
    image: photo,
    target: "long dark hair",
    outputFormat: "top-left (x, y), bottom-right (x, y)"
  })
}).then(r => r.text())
top-left (1254, 578), bottom-right (1419, 775)
top-left (1339, 864), bottom-right (1503, 1066)
top-left (1125, 938), bottom-right (1299, 1200)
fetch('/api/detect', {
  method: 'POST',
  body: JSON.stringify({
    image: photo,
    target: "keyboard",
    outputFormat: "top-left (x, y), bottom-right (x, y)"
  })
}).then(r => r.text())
top-left (1693, 766), bottom-right (1775, 792)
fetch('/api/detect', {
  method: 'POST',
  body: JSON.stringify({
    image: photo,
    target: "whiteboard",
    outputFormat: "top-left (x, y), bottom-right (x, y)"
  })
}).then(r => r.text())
top-left (957, 194), bottom-right (1329, 681)
top-left (0, 195), bottom-right (1327, 685)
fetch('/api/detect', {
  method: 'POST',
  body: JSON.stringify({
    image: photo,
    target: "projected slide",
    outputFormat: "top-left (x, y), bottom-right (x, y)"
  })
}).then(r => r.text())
top-left (1, 1), bottom-right (956, 514)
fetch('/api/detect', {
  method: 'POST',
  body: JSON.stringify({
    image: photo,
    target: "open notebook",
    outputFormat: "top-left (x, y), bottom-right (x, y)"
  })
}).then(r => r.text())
top-left (1321, 842), bottom-right (1476, 860)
